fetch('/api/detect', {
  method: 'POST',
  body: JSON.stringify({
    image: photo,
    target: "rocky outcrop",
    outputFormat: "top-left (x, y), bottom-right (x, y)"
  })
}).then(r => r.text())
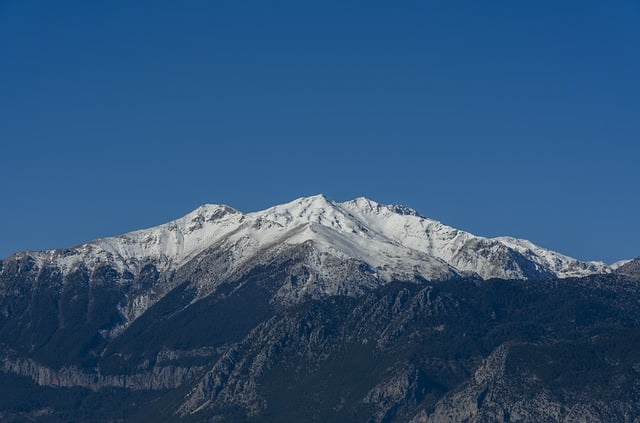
top-left (179, 303), bottom-right (341, 417)
top-left (616, 257), bottom-right (640, 279)
top-left (1, 350), bottom-right (203, 391)
top-left (425, 342), bottom-right (640, 422)
top-left (362, 364), bottom-right (430, 423)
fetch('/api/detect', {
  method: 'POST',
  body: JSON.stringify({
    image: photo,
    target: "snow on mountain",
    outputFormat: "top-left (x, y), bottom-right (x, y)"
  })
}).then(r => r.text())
top-left (243, 195), bottom-right (456, 282)
top-left (26, 204), bottom-right (246, 274)
top-left (339, 197), bottom-right (610, 279)
top-left (20, 194), bottom-right (611, 282)
top-left (611, 259), bottom-right (633, 270)
top-left (494, 236), bottom-right (608, 278)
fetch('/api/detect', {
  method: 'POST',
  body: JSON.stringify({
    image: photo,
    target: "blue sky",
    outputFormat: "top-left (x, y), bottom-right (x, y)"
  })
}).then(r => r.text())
top-left (1, 0), bottom-right (638, 262)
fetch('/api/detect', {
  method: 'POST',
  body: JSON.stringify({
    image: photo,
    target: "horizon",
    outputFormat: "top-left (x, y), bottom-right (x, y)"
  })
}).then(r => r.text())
top-left (1, 1), bottom-right (639, 263)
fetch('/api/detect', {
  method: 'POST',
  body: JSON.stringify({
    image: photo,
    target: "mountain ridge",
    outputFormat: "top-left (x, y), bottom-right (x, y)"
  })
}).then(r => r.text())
top-left (9, 195), bottom-right (611, 282)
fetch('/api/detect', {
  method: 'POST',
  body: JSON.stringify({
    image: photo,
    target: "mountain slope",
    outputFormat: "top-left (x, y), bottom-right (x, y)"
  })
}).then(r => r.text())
top-left (0, 195), bottom-right (614, 347)
top-left (0, 196), bottom-right (636, 422)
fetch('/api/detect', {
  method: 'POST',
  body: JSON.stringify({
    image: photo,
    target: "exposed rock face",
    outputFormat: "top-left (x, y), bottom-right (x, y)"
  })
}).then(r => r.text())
top-left (616, 257), bottom-right (640, 279)
top-left (362, 364), bottom-right (431, 423)
top-left (175, 275), bottom-right (640, 422)
top-left (426, 340), bottom-right (640, 422)
top-left (1, 351), bottom-right (202, 391)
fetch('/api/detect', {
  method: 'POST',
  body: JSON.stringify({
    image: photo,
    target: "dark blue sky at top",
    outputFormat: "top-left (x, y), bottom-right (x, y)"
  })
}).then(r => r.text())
top-left (1, 0), bottom-right (638, 262)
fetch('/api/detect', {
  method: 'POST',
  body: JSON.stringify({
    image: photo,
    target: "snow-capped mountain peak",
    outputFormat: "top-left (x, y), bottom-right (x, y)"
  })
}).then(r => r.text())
top-left (21, 195), bottom-right (612, 282)
top-left (248, 194), bottom-right (351, 230)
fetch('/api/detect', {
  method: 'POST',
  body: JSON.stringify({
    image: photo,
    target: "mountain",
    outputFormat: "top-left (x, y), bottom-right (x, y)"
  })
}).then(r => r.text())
top-left (21, 194), bottom-right (610, 281)
top-left (0, 195), bottom-right (635, 422)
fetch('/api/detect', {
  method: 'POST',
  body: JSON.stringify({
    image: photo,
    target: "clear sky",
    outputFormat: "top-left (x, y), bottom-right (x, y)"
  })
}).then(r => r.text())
top-left (1, 0), bottom-right (638, 263)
